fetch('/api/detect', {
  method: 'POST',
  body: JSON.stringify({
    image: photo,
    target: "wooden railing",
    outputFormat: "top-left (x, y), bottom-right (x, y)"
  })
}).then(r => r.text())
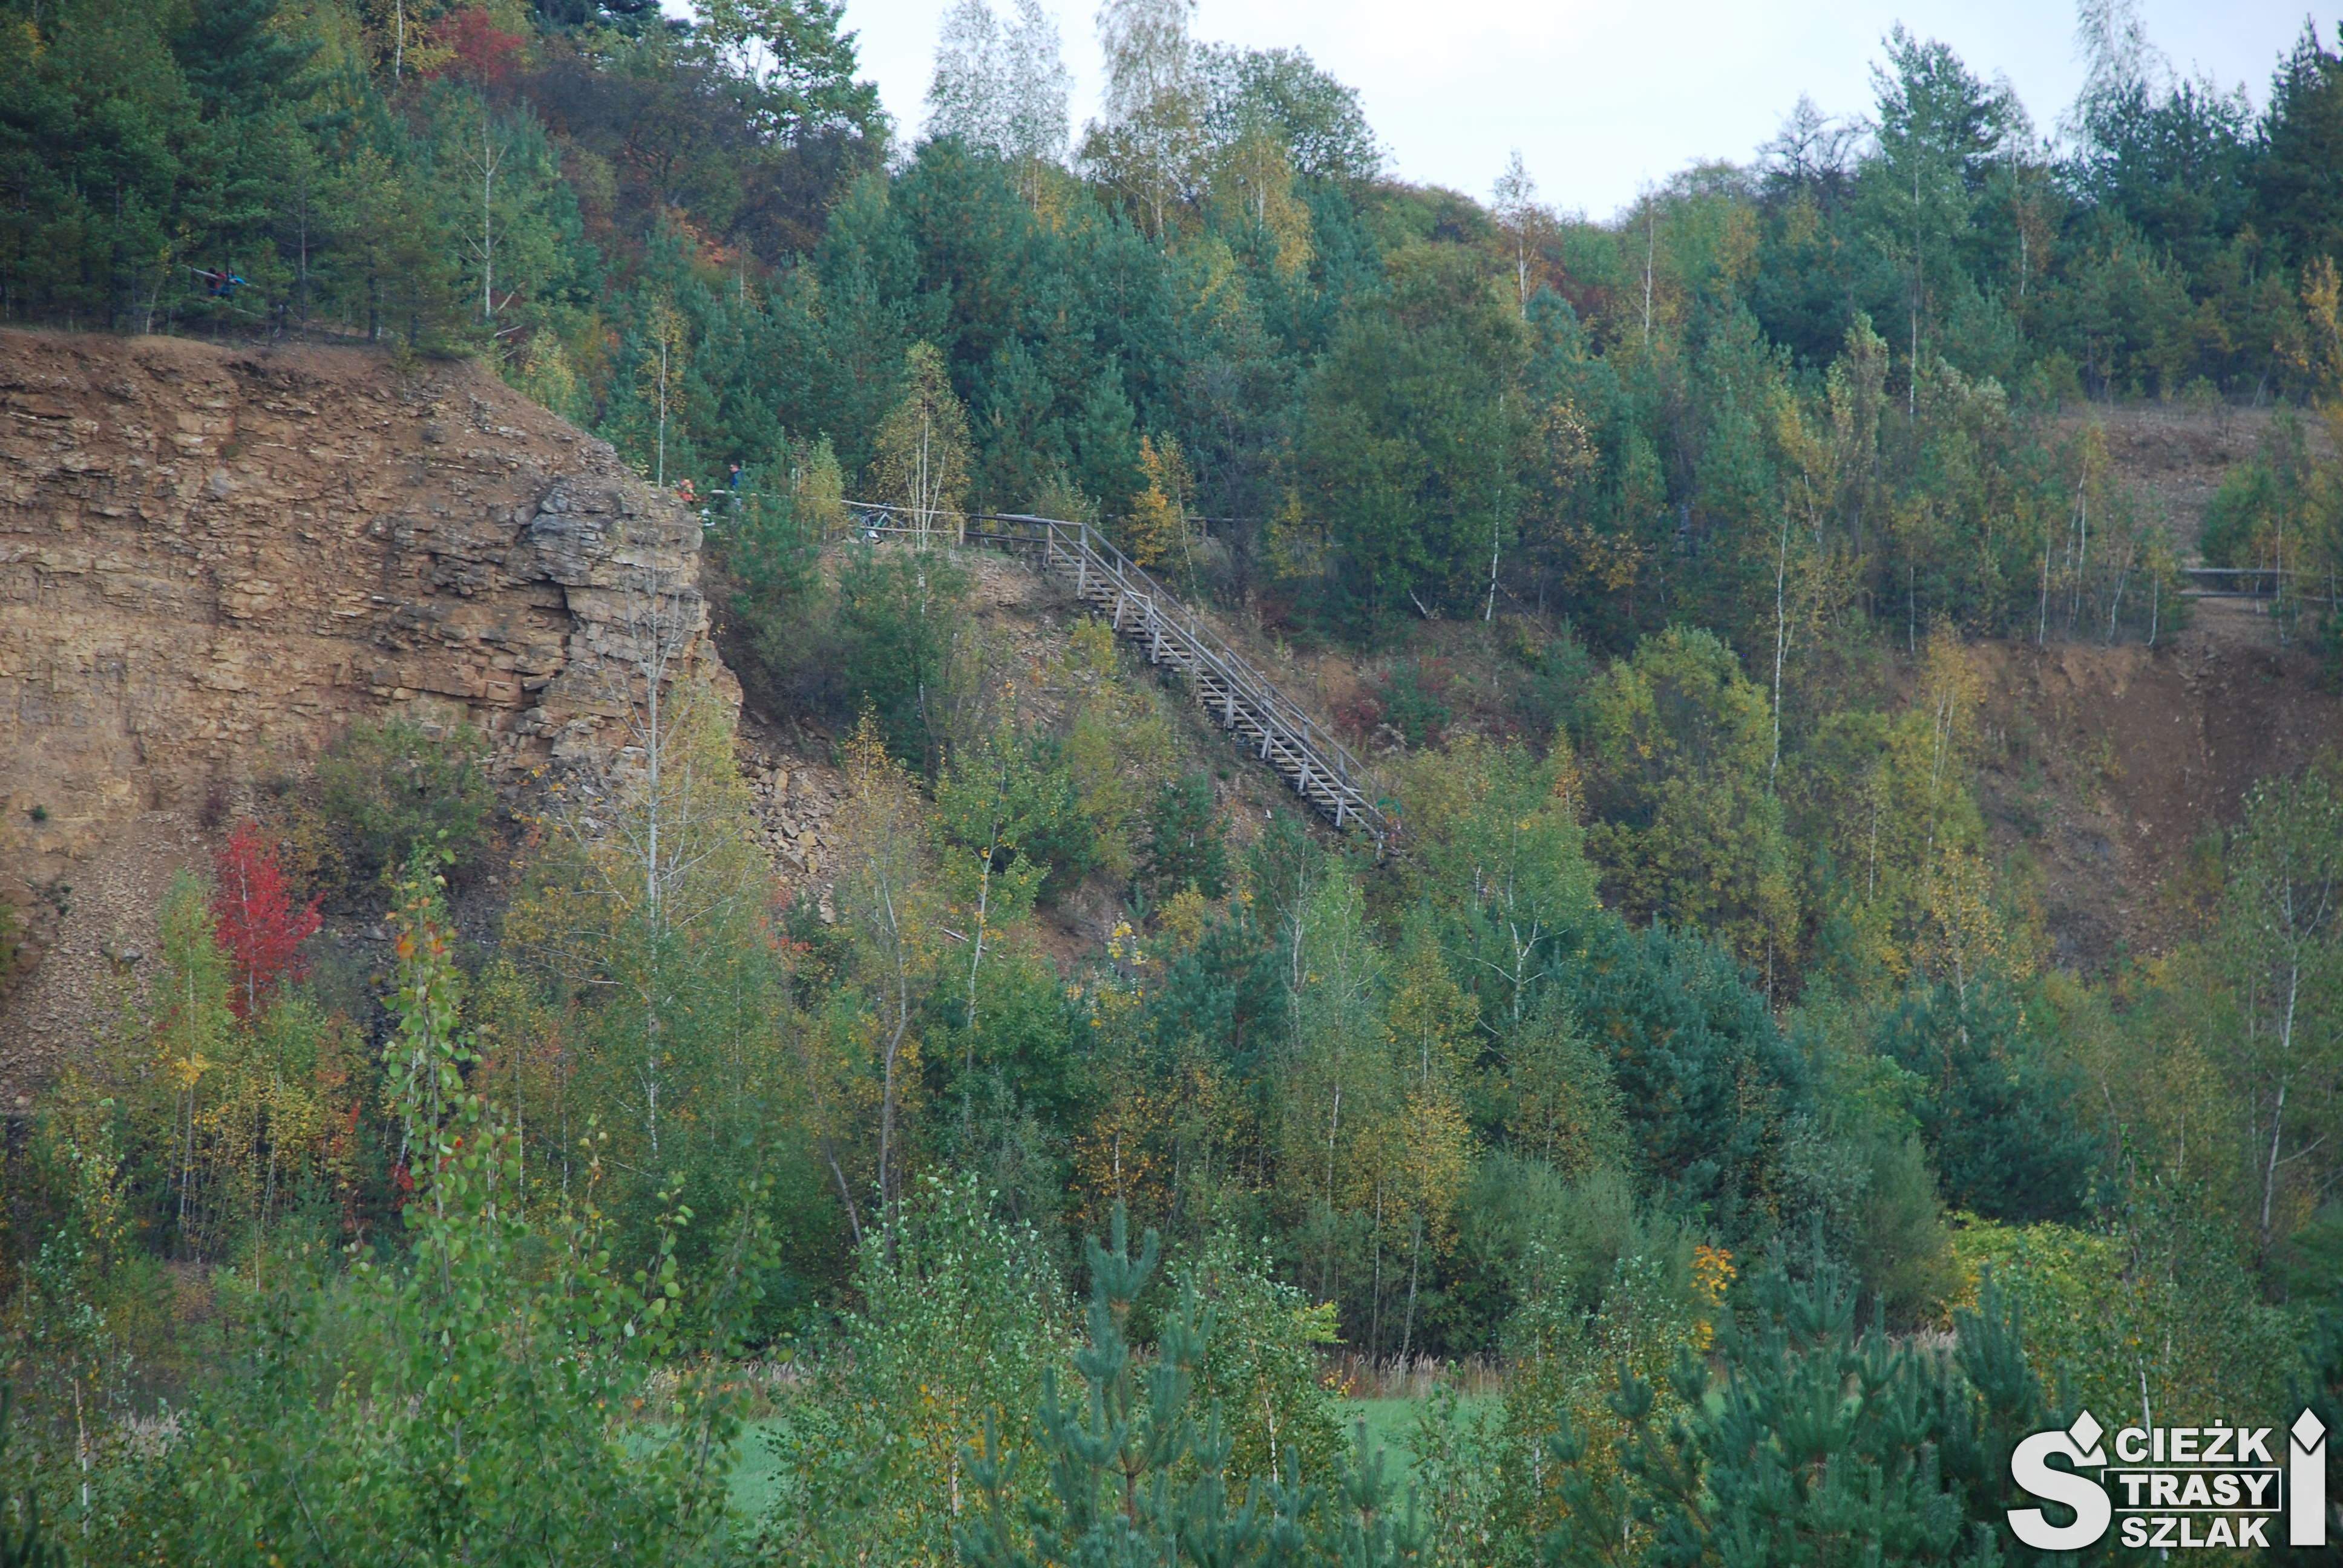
top-left (842, 503), bottom-right (1392, 848)
top-left (2180, 566), bottom-right (2291, 599)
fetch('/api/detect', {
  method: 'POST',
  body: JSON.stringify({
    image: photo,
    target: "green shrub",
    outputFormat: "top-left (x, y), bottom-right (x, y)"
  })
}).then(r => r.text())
top-left (718, 441), bottom-right (844, 641)
top-left (1379, 659), bottom-right (1452, 747)
top-left (720, 486), bottom-right (821, 613)
top-left (771, 1175), bottom-right (1069, 1566)
top-left (2198, 455), bottom-right (2280, 569)
top-left (1138, 774), bottom-right (1228, 903)
top-left (78, 862), bottom-right (752, 1566)
top-left (1539, 1262), bottom-right (2054, 1568)
top-left (1508, 622), bottom-right (1595, 742)
top-left (1561, 916), bottom-right (1807, 1243)
top-left (1872, 978), bottom-right (2096, 1225)
top-left (1171, 1232), bottom-right (1348, 1486)
top-left (316, 716), bottom-right (494, 881)
top-left (936, 721), bottom-right (1098, 910)
top-left (958, 1206), bottom-right (1427, 1568)
top-left (836, 544), bottom-right (978, 773)
top-left (0, 1384), bottom-right (53, 1568)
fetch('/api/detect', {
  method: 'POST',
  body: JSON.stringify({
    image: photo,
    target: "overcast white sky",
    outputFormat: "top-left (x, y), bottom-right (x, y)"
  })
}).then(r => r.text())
top-left (818, 0), bottom-right (2312, 220)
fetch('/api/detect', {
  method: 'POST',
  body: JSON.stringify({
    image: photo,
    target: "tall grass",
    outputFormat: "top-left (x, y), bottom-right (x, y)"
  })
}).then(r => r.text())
top-left (1320, 1350), bottom-right (1504, 1400)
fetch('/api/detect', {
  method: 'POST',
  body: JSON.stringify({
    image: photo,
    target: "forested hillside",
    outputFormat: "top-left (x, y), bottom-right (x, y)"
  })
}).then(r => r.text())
top-left (11, 0), bottom-right (2343, 647)
top-left (3, 0), bottom-right (2342, 1563)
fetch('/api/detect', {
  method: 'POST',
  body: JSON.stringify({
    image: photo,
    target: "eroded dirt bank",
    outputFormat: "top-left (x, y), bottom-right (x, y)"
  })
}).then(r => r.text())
top-left (1972, 614), bottom-right (2342, 968)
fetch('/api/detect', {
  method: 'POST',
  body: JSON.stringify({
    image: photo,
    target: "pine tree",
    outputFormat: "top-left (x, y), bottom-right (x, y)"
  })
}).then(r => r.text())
top-left (1138, 773), bottom-right (1227, 903)
top-left (695, 0), bottom-right (883, 142)
top-left (957, 1204), bottom-right (1430, 1567)
top-left (174, 0), bottom-right (315, 117)
top-left (1543, 1259), bottom-right (2040, 1567)
top-left (2258, 23), bottom-right (2343, 264)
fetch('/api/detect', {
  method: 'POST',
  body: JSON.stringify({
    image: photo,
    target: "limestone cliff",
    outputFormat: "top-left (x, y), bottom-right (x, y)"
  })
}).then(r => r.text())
top-left (0, 331), bottom-right (736, 1089)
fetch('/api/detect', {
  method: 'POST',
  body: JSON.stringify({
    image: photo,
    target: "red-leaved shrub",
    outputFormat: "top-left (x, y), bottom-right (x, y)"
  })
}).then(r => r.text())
top-left (211, 820), bottom-right (323, 1019)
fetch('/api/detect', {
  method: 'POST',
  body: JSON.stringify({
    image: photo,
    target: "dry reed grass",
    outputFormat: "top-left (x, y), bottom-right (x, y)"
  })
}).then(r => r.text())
top-left (1319, 1350), bottom-right (1505, 1401)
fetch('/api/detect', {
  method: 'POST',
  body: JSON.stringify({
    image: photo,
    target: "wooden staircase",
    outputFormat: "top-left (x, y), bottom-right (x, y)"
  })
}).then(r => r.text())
top-left (849, 505), bottom-right (1391, 849)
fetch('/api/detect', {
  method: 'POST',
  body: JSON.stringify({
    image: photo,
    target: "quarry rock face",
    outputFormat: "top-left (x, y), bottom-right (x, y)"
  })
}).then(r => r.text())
top-left (0, 331), bottom-right (737, 1085)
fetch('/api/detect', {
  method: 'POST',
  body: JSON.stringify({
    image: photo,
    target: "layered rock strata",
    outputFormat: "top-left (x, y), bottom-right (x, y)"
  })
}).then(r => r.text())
top-left (0, 330), bottom-right (735, 1086)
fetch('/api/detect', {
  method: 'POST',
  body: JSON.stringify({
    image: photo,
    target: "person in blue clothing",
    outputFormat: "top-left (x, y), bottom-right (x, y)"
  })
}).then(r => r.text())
top-left (192, 266), bottom-right (247, 300)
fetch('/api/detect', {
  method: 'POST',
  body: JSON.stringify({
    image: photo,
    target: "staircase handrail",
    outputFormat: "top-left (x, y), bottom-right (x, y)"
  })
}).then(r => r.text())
top-left (1009, 514), bottom-right (1383, 799)
top-left (845, 501), bottom-right (1389, 839)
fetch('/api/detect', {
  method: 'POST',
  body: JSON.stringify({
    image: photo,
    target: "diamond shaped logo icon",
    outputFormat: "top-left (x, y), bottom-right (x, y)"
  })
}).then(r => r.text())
top-left (2292, 1407), bottom-right (2329, 1547)
top-left (2068, 1410), bottom-right (2103, 1452)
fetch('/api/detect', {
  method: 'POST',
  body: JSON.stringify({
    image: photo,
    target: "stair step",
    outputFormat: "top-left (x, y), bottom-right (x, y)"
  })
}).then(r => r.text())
top-left (969, 528), bottom-right (1386, 845)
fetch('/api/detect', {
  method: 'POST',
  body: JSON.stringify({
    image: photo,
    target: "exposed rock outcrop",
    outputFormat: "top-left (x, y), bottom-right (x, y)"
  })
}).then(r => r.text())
top-left (0, 330), bottom-right (736, 1089)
